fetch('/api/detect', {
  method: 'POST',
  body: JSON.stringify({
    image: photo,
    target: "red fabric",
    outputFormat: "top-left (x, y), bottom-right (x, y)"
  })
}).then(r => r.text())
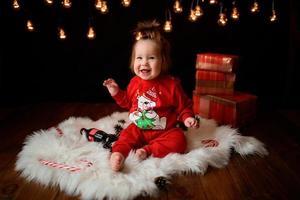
top-left (112, 75), bottom-right (193, 158)
top-left (112, 124), bottom-right (186, 158)
top-left (113, 75), bottom-right (194, 128)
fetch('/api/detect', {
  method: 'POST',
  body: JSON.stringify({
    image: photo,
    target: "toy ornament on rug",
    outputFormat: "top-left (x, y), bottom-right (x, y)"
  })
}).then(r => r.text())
top-left (80, 119), bottom-right (125, 149)
top-left (80, 128), bottom-right (118, 149)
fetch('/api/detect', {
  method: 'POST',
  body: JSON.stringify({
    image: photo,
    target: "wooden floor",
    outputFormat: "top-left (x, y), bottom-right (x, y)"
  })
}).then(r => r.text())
top-left (1, 102), bottom-right (300, 200)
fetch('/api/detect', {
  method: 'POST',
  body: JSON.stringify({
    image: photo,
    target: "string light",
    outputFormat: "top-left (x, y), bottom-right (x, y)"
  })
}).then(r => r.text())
top-left (95, 0), bottom-right (103, 10)
top-left (189, 10), bottom-right (197, 22)
top-left (231, 1), bottom-right (240, 21)
top-left (100, 1), bottom-right (109, 14)
top-left (163, 9), bottom-right (172, 32)
top-left (164, 20), bottom-right (172, 32)
top-left (45, 0), bottom-right (54, 6)
top-left (58, 27), bottom-right (67, 40)
top-left (62, 0), bottom-right (72, 9)
top-left (188, 0), bottom-right (197, 22)
top-left (88, 0), bottom-right (96, 40)
top-left (9, 0), bottom-right (280, 40)
top-left (95, 0), bottom-right (109, 13)
top-left (270, 10), bottom-right (277, 22)
top-left (26, 19), bottom-right (34, 32)
top-left (194, 0), bottom-right (204, 18)
top-left (217, 2), bottom-right (227, 26)
top-left (87, 26), bottom-right (96, 39)
top-left (250, 0), bottom-right (259, 13)
top-left (173, 0), bottom-right (183, 14)
top-left (13, 0), bottom-right (20, 10)
top-left (121, 0), bottom-right (131, 7)
top-left (209, 0), bottom-right (218, 5)
top-left (218, 13), bottom-right (228, 26)
top-left (270, 0), bottom-right (277, 22)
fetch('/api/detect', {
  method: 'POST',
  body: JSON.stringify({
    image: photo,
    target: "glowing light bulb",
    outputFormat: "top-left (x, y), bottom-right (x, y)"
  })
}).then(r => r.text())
top-left (250, 1), bottom-right (259, 13)
top-left (189, 10), bottom-right (197, 22)
top-left (62, 0), bottom-right (72, 9)
top-left (270, 0), bottom-right (277, 23)
top-left (163, 20), bottom-right (172, 32)
top-left (194, 5), bottom-right (203, 17)
top-left (13, 0), bottom-right (20, 10)
top-left (231, 7), bottom-right (239, 20)
top-left (217, 13), bottom-right (227, 26)
top-left (45, 0), bottom-right (53, 5)
top-left (87, 26), bottom-right (96, 39)
top-left (209, 0), bottom-right (217, 5)
top-left (100, 1), bottom-right (108, 14)
top-left (270, 10), bottom-right (277, 22)
top-left (173, 0), bottom-right (183, 14)
top-left (58, 28), bottom-right (66, 40)
top-left (95, 0), bottom-right (102, 9)
top-left (27, 20), bottom-right (34, 32)
top-left (122, 0), bottom-right (131, 7)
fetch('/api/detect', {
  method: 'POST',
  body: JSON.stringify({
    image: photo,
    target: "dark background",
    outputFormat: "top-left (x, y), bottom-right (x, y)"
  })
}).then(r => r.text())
top-left (0, 0), bottom-right (299, 110)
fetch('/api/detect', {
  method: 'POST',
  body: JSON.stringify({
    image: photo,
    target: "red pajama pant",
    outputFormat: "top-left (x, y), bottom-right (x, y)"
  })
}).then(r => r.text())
top-left (112, 123), bottom-right (187, 158)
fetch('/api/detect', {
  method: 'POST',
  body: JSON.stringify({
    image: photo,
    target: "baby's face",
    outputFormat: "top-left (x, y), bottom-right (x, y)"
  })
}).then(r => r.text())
top-left (133, 40), bottom-right (162, 80)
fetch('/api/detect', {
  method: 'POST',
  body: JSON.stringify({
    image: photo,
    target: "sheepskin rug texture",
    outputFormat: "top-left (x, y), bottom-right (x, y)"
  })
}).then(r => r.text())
top-left (15, 112), bottom-right (268, 200)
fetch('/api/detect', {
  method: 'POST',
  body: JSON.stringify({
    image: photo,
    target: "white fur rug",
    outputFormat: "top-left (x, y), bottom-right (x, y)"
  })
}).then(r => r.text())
top-left (15, 112), bottom-right (268, 200)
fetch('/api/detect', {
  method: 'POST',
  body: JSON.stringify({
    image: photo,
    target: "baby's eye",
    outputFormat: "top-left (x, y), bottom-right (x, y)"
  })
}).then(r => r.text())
top-left (136, 56), bottom-right (142, 60)
top-left (149, 56), bottom-right (155, 59)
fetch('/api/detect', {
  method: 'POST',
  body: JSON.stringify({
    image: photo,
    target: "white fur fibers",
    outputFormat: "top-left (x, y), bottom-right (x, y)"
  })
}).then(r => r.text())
top-left (16, 112), bottom-right (268, 200)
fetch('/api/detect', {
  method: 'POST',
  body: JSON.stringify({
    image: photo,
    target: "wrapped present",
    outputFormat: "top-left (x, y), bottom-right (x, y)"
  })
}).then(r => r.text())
top-left (196, 53), bottom-right (239, 72)
top-left (193, 92), bottom-right (257, 128)
top-left (196, 70), bottom-right (236, 82)
top-left (194, 87), bottom-right (234, 95)
top-left (193, 91), bottom-right (215, 117)
top-left (192, 91), bottom-right (204, 116)
top-left (195, 70), bottom-right (235, 95)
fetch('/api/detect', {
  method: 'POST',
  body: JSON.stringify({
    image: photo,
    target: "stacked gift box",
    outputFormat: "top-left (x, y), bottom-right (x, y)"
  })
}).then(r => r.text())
top-left (193, 53), bottom-right (257, 128)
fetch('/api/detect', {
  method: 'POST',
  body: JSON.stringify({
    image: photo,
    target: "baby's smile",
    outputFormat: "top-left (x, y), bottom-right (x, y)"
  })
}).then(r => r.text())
top-left (140, 69), bottom-right (151, 73)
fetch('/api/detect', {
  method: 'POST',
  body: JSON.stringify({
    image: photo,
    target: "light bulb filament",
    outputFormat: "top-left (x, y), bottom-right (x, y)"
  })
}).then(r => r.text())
top-left (164, 20), bottom-right (172, 32)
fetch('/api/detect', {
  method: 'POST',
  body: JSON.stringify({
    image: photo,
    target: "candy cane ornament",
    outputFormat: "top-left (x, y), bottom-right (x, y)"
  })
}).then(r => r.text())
top-left (39, 159), bottom-right (93, 173)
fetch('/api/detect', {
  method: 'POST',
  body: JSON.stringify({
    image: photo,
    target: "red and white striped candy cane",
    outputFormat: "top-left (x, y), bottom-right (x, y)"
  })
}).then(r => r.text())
top-left (39, 159), bottom-right (93, 173)
top-left (46, 126), bottom-right (63, 136)
top-left (55, 127), bottom-right (63, 136)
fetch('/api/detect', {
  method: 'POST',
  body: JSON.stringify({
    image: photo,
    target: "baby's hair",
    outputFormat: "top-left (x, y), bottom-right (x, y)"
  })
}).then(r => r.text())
top-left (129, 20), bottom-right (171, 75)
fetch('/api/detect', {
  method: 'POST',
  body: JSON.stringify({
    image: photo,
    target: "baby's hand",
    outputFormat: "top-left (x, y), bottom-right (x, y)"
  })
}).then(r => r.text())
top-left (103, 78), bottom-right (119, 96)
top-left (184, 117), bottom-right (199, 128)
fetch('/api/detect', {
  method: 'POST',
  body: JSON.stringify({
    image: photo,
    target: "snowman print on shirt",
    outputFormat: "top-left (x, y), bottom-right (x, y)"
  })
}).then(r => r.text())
top-left (129, 95), bottom-right (166, 129)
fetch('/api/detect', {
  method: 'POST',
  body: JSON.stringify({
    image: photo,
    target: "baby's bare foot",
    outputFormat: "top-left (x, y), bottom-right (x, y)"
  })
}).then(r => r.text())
top-left (135, 148), bottom-right (148, 160)
top-left (110, 152), bottom-right (124, 171)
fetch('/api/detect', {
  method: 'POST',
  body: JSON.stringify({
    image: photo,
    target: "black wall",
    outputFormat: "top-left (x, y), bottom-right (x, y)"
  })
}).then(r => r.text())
top-left (0, 0), bottom-right (299, 109)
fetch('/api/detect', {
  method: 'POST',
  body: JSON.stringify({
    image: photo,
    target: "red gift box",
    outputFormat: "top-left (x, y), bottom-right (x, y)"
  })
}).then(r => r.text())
top-left (195, 70), bottom-right (235, 95)
top-left (193, 92), bottom-right (257, 128)
top-left (196, 70), bottom-right (236, 82)
top-left (196, 53), bottom-right (239, 72)
top-left (193, 91), bottom-right (206, 116)
top-left (194, 87), bottom-right (234, 95)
